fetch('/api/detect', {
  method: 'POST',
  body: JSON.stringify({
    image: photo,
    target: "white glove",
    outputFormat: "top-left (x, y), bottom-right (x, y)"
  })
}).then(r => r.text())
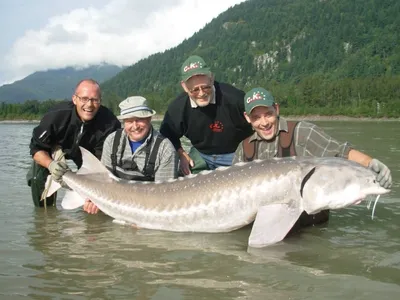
top-left (48, 160), bottom-right (70, 183)
top-left (368, 159), bottom-right (392, 189)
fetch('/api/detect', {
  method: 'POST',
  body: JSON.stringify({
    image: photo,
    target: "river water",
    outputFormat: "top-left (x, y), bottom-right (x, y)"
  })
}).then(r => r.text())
top-left (0, 121), bottom-right (399, 299)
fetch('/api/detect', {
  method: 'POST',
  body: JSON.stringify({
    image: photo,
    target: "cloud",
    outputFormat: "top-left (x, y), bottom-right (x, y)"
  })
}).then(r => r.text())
top-left (3, 0), bottom-right (245, 83)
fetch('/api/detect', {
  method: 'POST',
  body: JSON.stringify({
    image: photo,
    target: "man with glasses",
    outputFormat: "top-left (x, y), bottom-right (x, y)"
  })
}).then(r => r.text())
top-left (160, 55), bottom-right (253, 175)
top-left (27, 79), bottom-right (121, 207)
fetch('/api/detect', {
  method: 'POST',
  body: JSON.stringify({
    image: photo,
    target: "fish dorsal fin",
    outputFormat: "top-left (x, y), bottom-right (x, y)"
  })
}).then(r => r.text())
top-left (78, 147), bottom-right (110, 176)
top-left (248, 203), bottom-right (303, 248)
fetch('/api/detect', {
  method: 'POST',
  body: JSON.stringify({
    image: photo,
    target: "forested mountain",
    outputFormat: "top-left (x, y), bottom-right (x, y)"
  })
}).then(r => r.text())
top-left (0, 64), bottom-right (123, 103)
top-left (101, 0), bottom-right (399, 117)
top-left (1, 0), bottom-right (399, 119)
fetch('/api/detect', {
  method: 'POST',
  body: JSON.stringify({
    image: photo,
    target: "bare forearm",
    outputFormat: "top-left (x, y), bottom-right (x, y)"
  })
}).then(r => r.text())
top-left (33, 150), bottom-right (53, 169)
top-left (348, 149), bottom-right (372, 167)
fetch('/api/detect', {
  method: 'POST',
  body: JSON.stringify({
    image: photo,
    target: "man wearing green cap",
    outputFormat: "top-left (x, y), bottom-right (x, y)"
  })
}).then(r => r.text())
top-left (233, 87), bottom-right (392, 227)
top-left (160, 55), bottom-right (253, 175)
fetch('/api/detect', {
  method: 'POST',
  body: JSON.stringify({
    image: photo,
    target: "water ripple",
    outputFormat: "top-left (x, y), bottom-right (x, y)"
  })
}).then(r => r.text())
top-left (1, 122), bottom-right (400, 299)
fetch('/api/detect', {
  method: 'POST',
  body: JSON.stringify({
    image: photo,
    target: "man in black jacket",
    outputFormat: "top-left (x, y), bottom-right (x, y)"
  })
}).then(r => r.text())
top-left (160, 55), bottom-right (253, 175)
top-left (27, 79), bottom-right (121, 207)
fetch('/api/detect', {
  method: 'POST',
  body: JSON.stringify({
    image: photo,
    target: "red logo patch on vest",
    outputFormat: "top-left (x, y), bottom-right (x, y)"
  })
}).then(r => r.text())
top-left (209, 121), bottom-right (224, 132)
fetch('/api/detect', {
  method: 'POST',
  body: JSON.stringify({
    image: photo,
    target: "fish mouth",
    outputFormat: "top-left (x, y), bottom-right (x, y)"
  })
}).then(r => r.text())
top-left (353, 186), bottom-right (391, 208)
top-left (372, 187), bottom-right (391, 195)
top-left (353, 186), bottom-right (391, 205)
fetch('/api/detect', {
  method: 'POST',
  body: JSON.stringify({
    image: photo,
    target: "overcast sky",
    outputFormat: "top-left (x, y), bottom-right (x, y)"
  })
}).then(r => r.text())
top-left (0, 0), bottom-right (245, 85)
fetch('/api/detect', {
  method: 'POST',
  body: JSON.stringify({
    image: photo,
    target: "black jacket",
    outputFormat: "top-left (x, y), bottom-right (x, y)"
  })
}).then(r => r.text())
top-left (160, 81), bottom-right (253, 155)
top-left (29, 101), bottom-right (121, 167)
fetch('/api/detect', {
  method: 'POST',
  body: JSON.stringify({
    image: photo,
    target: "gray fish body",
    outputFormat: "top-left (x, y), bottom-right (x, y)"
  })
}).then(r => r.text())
top-left (63, 159), bottom-right (304, 232)
top-left (59, 148), bottom-right (390, 246)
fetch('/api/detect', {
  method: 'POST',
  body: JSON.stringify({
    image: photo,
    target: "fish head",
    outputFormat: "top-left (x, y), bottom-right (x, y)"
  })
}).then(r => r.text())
top-left (300, 159), bottom-right (390, 214)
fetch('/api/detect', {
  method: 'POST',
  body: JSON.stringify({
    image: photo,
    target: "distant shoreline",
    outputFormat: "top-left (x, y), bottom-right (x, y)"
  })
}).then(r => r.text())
top-left (1, 115), bottom-right (399, 124)
top-left (281, 115), bottom-right (400, 122)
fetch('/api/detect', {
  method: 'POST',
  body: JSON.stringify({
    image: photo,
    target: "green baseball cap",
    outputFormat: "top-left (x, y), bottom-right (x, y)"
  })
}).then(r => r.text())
top-left (244, 87), bottom-right (275, 114)
top-left (180, 55), bottom-right (211, 81)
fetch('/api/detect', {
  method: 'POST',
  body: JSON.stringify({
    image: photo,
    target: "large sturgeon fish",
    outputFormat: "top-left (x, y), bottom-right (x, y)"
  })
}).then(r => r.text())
top-left (49, 147), bottom-right (390, 247)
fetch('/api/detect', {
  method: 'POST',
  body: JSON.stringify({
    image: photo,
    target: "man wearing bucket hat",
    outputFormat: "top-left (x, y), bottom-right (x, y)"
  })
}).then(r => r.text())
top-left (83, 96), bottom-right (178, 214)
top-left (160, 55), bottom-right (253, 175)
top-left (233, 87), bottom-right (392, 227)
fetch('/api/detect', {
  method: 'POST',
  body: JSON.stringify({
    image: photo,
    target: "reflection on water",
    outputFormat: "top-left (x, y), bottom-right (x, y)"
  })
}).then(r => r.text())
top-left (1, 122), bottom-right (400, 299)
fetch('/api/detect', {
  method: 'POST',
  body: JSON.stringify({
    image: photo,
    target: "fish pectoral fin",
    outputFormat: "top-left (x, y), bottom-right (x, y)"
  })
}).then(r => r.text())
top-left (248, 204), bottom-right (302, 248)
top-left (61, 190), bottom-right (86, 210)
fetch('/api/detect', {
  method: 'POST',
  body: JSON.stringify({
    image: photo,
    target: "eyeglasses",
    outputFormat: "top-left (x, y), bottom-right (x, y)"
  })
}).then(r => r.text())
top-left (74, 94), bottom-right (101, 104)
top-left (189, 85), bottom-right (212, 95)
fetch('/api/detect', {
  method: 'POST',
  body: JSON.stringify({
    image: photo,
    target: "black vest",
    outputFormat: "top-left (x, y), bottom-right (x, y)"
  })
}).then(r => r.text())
top-left (110, 129), bottom-right (164, 181)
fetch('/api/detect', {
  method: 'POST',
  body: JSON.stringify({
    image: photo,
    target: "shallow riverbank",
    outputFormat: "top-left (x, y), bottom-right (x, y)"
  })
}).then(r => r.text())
top-left (1, 115), bottom-right (399, 124)
top-left (283, 115), bottom-right (400, 122)
top-left (0, 120), bottom-right (40, 124)
top-left (154, 114), bottom-right (400, 122)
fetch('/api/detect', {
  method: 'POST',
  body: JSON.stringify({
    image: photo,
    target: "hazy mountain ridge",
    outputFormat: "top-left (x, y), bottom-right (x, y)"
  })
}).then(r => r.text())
top-left (0, 64), bottom-right (124, 103)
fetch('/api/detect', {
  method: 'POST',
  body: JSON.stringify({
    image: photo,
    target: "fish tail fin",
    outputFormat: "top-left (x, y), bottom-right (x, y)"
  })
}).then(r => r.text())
top-left (44, 146), bottom-right (108, 197)
top-left (43, 175), bottom-right (62, 197)
top-left (77, 146), bottom-right (110, 176)
top-left (61, 147), bottom-right (111, 210)
top-left (42, 147), bottom-right (66, 197)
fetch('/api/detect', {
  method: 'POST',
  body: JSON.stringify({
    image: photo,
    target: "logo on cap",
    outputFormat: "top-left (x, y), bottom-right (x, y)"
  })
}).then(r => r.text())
top-left (183, 61), bottom-right (203, 73)
top-left (246, 91), bottom-right (266, 104)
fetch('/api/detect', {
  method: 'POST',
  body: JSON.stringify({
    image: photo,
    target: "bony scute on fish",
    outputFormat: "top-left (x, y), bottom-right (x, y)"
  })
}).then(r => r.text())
top-left (46, 147), bottom-right (390, 248)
